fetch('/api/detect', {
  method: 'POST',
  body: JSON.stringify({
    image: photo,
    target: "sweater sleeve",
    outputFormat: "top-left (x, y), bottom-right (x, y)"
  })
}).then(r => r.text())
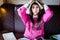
top-left (43, 4), bottom-right (54, 22)
top-left (17, 3), bottom-right (30, 25)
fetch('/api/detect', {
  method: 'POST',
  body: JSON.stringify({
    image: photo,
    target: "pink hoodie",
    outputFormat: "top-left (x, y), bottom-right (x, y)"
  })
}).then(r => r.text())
top-left (17, 3), bottom-right (53, 40)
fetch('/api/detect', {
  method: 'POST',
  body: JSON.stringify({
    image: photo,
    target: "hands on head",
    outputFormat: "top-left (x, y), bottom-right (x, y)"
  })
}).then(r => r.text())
top-left (30, 0), bottom-right (44, 5)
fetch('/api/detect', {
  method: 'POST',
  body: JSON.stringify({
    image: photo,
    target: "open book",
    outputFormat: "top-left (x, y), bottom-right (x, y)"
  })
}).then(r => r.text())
top-left (2, 32), bottom-right (17, 40)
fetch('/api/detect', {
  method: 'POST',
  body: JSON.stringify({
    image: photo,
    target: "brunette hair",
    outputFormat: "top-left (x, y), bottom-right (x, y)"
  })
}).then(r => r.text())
top-left (30, 2), bottom-right (45, 30)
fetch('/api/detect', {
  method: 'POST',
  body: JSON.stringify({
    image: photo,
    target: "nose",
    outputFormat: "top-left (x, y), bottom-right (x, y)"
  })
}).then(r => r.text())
top-left (34, 8), bottom-right (37, 12)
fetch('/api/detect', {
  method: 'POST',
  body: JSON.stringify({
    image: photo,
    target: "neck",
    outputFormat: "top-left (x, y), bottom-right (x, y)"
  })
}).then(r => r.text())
top-left (33, 15), bottom-right (38, 18)
top-left (33, 14), bottom-right (38, 16)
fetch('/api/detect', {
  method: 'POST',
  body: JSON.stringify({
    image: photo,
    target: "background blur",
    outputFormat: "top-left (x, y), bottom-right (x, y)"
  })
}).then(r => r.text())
top-left (0, 0), bottom-right (60, 39)
top-left (0, 0), bottom-right (60, 6)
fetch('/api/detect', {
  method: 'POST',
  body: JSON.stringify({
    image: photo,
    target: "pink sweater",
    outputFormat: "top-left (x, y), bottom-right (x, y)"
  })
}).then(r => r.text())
top-left (17, 4), bottom-right (53, 40)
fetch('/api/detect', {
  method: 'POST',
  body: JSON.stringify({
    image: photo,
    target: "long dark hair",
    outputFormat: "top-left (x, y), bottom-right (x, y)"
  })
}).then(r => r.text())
top-left (30, 2), bottom-right (45, 30)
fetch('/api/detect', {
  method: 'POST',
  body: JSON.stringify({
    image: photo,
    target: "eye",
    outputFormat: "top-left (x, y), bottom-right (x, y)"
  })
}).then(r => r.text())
top-left (36, 6), bottom-right (39, 8)
top-left (32, 7), bottom-right (35, 9)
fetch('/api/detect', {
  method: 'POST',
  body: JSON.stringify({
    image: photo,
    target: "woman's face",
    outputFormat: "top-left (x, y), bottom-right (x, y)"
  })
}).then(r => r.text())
top-left (32, 4), bottom-right (40, 16)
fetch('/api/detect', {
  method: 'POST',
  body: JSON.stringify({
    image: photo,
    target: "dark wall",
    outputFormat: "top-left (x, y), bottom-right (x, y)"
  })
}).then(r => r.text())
top-left (1, 4), bottom-right (60, 38)
top-left (14, 4), bottom-right (25, 32)
top-left (0, 12), bottom-right (3, 31)
top-left (1, 4), bottom-right (15, 32)
top-left (1, 4), bottom-right (25, 32)
top-left (44, 5), bottom-right (60, 38)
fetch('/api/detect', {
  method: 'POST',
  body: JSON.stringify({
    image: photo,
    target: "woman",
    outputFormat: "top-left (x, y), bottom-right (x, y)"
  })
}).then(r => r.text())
top-left (17, 0), bottom-right (53, 40)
